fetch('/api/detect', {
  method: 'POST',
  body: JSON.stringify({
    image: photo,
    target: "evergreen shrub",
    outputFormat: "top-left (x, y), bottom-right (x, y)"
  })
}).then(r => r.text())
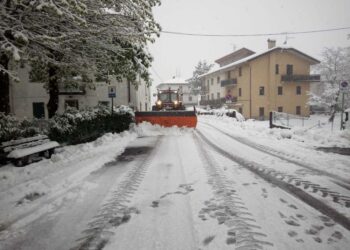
top-left (48, 106), bottom-right (133, 144)
top-left (0, 113), bottom-right (40, 143)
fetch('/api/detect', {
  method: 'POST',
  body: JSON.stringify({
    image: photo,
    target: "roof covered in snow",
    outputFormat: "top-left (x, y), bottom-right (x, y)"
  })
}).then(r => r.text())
top-left (162, 77), bottom-right (188, 84)
top-left (199, 46), bottom-right (320, 78)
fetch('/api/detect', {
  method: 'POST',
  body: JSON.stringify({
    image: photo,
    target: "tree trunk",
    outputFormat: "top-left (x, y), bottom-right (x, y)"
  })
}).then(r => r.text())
top-left (0, 54), bottom-right (10, 114)
top-left (328, 89), bottom-right (340, 123)
top-left (47, 65), bottom-right (59, 118)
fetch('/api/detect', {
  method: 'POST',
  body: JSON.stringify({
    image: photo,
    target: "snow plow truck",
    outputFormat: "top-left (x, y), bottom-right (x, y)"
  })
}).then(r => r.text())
top-left (135, 88), bottom-right (197, 128)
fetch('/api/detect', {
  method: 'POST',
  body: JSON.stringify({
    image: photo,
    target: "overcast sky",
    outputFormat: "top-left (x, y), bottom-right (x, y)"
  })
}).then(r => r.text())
top-left (148, 0), bottom-right (350, 87)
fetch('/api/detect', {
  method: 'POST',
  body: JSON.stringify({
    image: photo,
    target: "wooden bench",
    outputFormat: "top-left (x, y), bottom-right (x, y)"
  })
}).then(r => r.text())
top-left (0, 135), bottom-right (59, 167)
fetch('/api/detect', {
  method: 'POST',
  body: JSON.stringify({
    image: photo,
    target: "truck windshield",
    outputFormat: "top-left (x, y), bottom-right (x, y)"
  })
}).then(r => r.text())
top-left (159, 92), bottom-right (178, 102)
top-left (170, 93), bottom-right (177, 101)
top-left (159, 93), bottom-right (170, 102)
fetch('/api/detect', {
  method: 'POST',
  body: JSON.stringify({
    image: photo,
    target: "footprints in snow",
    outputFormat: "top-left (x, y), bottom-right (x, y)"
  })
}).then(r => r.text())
top-left (278, 197), bottom-right (344, 244)
top-left (151, 183), bottom-right (194, 208)
top-left (198, 189), bottom-right (273, 248)
top-left (108, 207), bottom-right (140, 227)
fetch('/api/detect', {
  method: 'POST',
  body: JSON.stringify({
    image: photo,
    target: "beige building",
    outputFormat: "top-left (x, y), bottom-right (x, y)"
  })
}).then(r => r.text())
top-left (200, 40), bottom-right (320, 119)
top-left (9, 64), bottom-right (151, 120)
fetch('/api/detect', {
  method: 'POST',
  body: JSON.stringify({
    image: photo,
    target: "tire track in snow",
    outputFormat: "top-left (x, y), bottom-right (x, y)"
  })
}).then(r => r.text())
top-left (200, 121), bottom-right (350, 209)
top-left (195, 130), bottom-right (350, 232)
top-left (200, 121), bottom-right (350, 187)
top-left (193, 133), bottom-right (274, 249)
top-left (71, 137), bottom-right (161, 250)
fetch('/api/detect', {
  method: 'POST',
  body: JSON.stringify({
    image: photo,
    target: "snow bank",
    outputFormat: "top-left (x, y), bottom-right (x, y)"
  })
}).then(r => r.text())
top-left (197, 107), bottom-right (245, 122)
top-left (0, 131), bottom-right (137, 192)
top-left (131, 122), bottom-right (194, 137)
top-left (200, 114), bottom-right (350, 148)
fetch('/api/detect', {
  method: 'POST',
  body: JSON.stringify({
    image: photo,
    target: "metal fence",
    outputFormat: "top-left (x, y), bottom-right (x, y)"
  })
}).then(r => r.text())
top-left (270, 111), bottom-right (309, 129)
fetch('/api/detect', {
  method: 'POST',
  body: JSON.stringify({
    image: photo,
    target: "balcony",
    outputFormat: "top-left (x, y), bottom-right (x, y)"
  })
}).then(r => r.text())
top-left (221, 78), bottom-right (237, 87)
top-left (200, 85), bottom-right (209, 95)
top-left (281, 74), bottom-right (320, 82)
top-left (200, 97), bottom-right (237, 107)
top-left (58, 84), bottom-right (86, 95)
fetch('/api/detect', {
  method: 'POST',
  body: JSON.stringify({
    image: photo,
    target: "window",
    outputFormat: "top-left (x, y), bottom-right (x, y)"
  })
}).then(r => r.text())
top-left (145, 103), bottom-right (148, 111)
top-left (217, 92), bottom-right (220, 99)
top-left (217, 76), bottom-right (220, 83)
top-left (211, 78), bottom-right (214, 85)
top-left (278, 106), bottom-right (283, 112)
top-left (278, 86), bottom-right (283, 95)
top-left (189, 96), bottom-right (192, 101)
top-left (296, 106), bottom-right (301, 115)
top-left (239, 88), bottom-right (242, 97)
top-left (211, 93), bottom-right (214, 100)
top-left (259, 86), bottom-right (265, 96)
top-left (227, 71), bottom-right (231, 79)
top-left (296, 86), bottom-right (301, 95)
top-left (65, 100), bottom-right (79, 110)
top-left (238, 107), bottom-right (243, 114)
top-left (287, 64), bottom-right (293, 75)
top-left (239, 67), bottom-right (242, 77)
top-left (275, 64), bottom-right (279, 74)
top-left (259, 107), bottom-right (265, 118)
top-left (32, 102), bottom-right (45, 118)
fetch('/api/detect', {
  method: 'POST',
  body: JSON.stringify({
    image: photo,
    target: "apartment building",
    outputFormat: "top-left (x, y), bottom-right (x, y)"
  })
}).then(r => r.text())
top-left (8, 64), bottom-right (151, 120)
top-left (200, 40), bottom-right (320, 119)
top-left (156, 77), bottom-right (198, 107)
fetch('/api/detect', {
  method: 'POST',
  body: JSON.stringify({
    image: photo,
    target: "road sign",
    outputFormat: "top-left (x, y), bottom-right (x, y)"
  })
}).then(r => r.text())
top-left (108, 86), bottom-right (116, 98)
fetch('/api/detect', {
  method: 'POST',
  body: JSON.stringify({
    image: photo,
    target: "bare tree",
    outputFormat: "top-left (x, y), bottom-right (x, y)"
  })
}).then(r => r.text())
top-left (188, 60), bottom-right (213, 95)
top-left (309, 47), bottom-right (350, 122)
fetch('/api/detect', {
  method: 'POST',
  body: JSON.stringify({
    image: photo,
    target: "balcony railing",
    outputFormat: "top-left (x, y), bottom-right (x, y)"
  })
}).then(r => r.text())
top-left (281, 74), bottom-right (320, 82)
top-left (221, 78), bottom-right (237, 87)
top-left (200, 86), bottom-right (209, 95)
top-left (200, 97), bottom-right (237, 107)
top-left (58, 84), bottom-right (86, 95)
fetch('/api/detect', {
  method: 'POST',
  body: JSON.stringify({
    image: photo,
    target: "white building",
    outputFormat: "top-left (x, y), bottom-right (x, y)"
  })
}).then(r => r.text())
top-left (156, 77), bottom-right (198, 107)
top-left (9, 64), bottom-right (151, 120)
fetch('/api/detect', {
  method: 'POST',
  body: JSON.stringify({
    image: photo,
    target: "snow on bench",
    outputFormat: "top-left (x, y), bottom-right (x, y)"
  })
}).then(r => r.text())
top-left (0, 135), bottom-right (60, 166)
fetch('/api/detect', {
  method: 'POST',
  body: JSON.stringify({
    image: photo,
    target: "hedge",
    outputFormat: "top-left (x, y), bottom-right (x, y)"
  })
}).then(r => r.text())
top-left (1, 106), bottom-right (134, 145)
top-left (0, 113), bottom-right (40, 143)
top-left (47, 106), bottom-right (134, 144)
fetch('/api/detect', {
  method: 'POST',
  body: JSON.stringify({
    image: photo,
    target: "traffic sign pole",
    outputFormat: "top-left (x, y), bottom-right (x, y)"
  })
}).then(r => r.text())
top-left (111, 96), bottom-right (114, 115)
top-left (108, 86), bottom-right (116, 116)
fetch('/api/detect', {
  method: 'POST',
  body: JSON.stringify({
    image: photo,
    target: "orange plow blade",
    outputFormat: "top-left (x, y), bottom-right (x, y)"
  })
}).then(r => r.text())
top-left (135, 111), bottom-right (197, 128)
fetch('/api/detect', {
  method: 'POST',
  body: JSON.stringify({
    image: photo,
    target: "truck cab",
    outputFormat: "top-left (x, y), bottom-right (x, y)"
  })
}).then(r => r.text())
top-left (152, 88), bottom-right (185, 111)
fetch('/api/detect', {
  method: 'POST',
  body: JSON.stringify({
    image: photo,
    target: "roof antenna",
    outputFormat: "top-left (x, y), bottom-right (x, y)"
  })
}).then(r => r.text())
top-left (283, 33), bottom-right (294, 45)
top-left (230, 43), bottom-right (236, 52)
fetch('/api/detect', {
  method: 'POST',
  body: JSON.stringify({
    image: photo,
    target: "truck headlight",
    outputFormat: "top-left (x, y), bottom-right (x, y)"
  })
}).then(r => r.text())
top-left (173, 100), bottom-right (179, 105)
top-left (156, 100), bottom-right (162, 106)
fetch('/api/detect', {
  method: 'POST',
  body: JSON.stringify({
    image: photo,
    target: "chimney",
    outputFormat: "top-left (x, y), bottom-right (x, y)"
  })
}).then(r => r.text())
top-left (267, 39), bottom-right (276, 49)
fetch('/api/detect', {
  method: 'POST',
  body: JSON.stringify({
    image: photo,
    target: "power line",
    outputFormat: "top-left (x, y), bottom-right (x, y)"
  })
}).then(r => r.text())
top-left (151, 66), bottom-right (163, 82)
top-left (161, 26), bottom-right (350, 37)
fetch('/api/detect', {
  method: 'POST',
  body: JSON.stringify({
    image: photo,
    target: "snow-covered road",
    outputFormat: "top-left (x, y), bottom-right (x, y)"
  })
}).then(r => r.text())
top-left (0, 117), bottom-right (350, 250)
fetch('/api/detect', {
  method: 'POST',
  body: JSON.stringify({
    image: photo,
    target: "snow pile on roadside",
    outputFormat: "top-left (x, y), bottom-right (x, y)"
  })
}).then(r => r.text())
top-left (51, 131), bottom-right (136, 163)
top-left (131, 122), bottom-right (194, 137)
top-left (196, 107), bottom-right (245, 122)
top-left (0, 131), bottom-right (137, 191)
top-left (200, 115), bottom-right (350, 148)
